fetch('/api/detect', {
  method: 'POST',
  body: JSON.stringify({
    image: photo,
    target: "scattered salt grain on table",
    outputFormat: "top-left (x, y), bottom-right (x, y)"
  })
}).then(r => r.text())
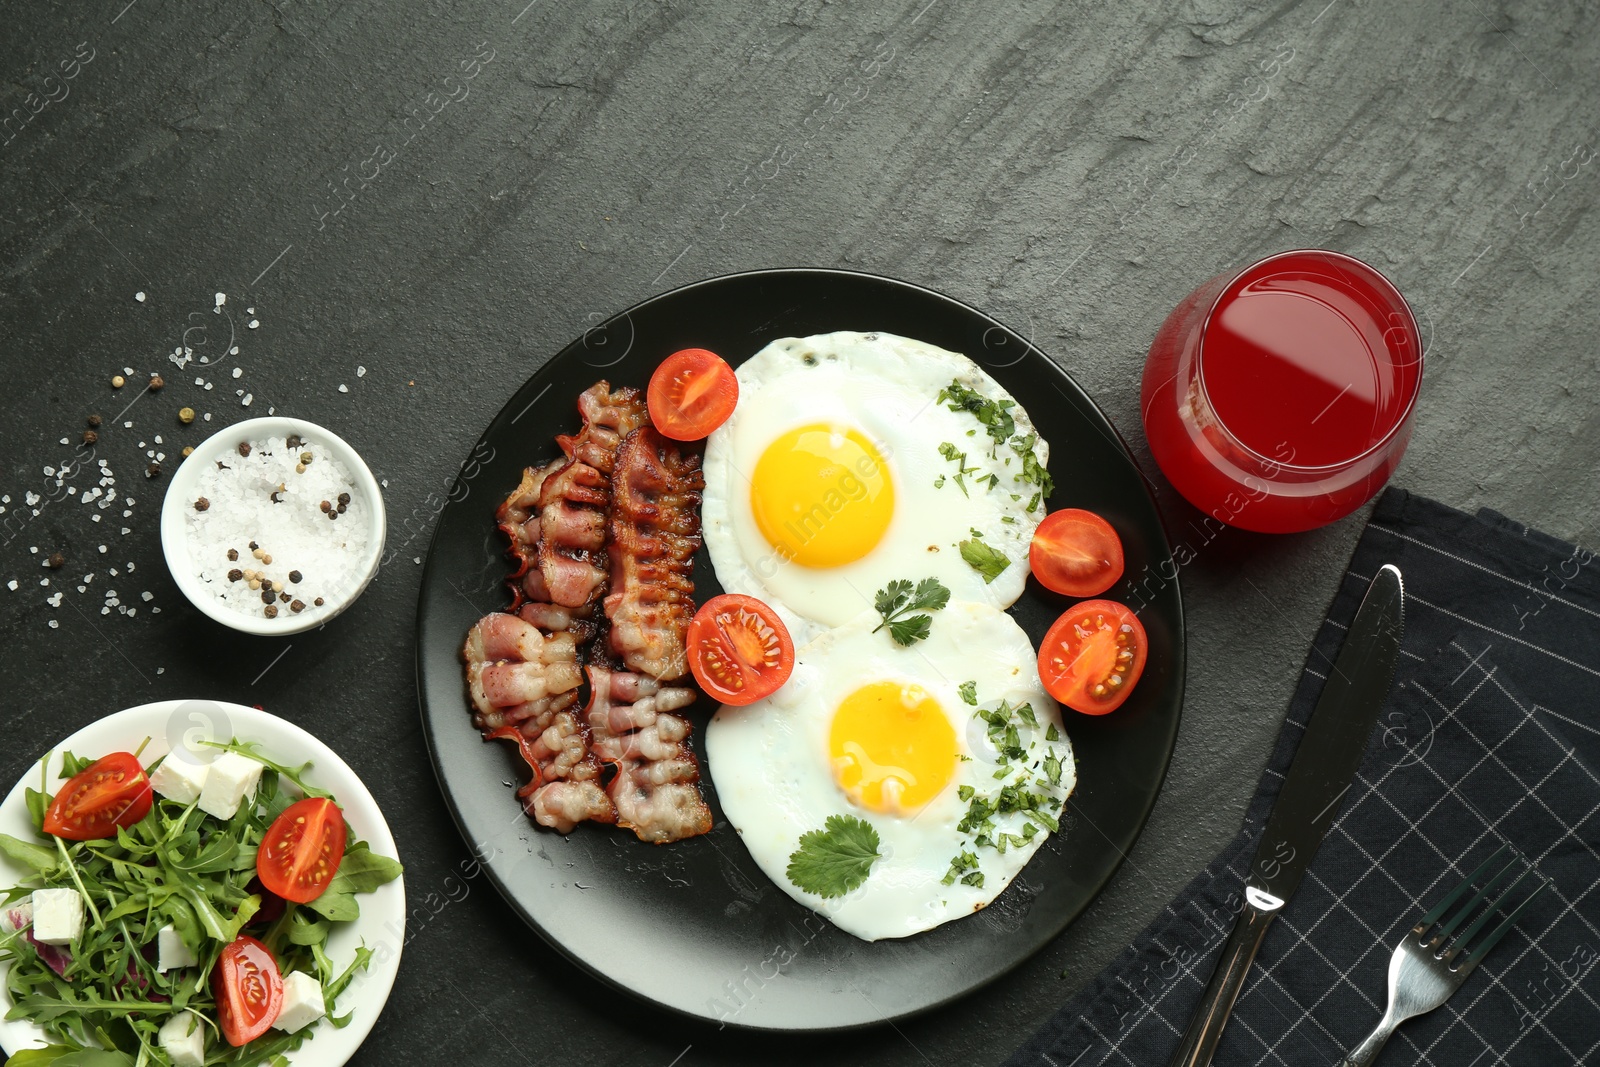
top-left (135, 292), bottom-right (146, 302)
top-left (184, 434), bottom-right (369, 620)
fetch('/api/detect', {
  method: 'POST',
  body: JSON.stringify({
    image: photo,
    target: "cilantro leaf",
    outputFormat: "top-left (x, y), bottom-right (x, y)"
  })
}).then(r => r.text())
top-left (874, 579), bottom-right (912, 620)
top-left (888, 614), bottom-right (932, 646)
top-left (872, 576), bottom-right (950, 646)
top-left (786, 815), bottom-right (881, 898)
top-left (911, 577), bottom-right (951, 613)
top-left (959, 537), bottom-right (1011, 583)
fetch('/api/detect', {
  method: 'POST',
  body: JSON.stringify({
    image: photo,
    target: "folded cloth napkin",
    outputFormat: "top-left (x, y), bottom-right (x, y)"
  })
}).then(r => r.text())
top-left (1006, 488), bottom-right (1600, 1066)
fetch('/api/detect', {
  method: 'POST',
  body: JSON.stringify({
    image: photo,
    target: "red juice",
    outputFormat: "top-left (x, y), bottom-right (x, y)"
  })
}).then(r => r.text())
top-left (1141, 251), bottom-right (1421, 533)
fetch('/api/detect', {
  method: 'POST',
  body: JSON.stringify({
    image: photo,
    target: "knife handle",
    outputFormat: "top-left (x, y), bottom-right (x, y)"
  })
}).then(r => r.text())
top-left (1166, 899), bottom-right (1279, 1067)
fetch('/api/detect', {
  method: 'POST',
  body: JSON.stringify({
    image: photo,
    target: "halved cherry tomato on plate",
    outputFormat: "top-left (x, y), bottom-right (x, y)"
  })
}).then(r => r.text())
top-left (1038, 599), bottom-right (1147, 715)
top-left (687, 594), bottom-right (794, 706)
top-left (214, 934), bottom-right (283, 1047)
top-left (648, 348), bottom-right (739, 441)
top-left (42, 752), bottom-right (154, 841)
top-left (257, 797), bottom-right (347, 904)
top-left (1030, 509), bottom-right (1124, 598)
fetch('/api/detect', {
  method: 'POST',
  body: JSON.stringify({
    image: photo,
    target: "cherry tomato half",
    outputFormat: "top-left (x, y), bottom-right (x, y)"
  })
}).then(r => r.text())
top-left (214, 934), bottom-right (283, 1047)
top-left (1030, 509), bottom-right (1125, 598)
top-left (1038, 599), bottom-right (1148, 715)
top-left (647, 348), bottom-right (739, 441)
top-left (256, 797), bottom-right (348, 904)
top-left (687, 594), bottom-right (795, 706)
top-left (42, 752), bottom-right (154, 841)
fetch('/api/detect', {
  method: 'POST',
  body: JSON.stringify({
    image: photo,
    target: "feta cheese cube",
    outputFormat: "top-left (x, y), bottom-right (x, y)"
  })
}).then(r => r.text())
top-left (157, 923), bottom-right (198, 971)
top-left (30, 888), bottom-right (83, 946)
top-left (149, 755), bottom-right (209, 806)
top-left (1, 900), bottom-right (32, 934)
top-left (158, 1012), bottom-right (206, 1067)
top-left (197, 752), bottom-right (263, 820)
top-left (273, 970), bottom-right (327, 1034)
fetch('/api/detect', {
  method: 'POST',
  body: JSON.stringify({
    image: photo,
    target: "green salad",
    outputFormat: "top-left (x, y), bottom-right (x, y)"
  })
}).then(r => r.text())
top-left (0, 740), bottom-right (402, 1067)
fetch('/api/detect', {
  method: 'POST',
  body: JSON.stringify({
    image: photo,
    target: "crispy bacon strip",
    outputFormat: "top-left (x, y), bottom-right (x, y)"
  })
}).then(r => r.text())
top-left (471, 384), bottom-right (712, 841)
top-left (584, 666), bottom-right (711, 844)
top-left (537, 384), bottom-right (647, 609)
top-left (465, 613), bottom-right (615, 832)
top-left (605, 427), bottom-right (704, 681)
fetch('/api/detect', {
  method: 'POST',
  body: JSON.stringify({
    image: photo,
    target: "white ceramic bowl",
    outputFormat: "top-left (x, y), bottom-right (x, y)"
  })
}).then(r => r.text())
top-left (0, 700), bottom-right (406, 1066)
top-left (160, 416), bottom-right (386, 636)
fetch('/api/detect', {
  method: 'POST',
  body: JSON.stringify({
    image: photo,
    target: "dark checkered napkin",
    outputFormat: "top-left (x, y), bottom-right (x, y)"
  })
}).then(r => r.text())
top-left (1006, 490), bottom-right (1600, 1067)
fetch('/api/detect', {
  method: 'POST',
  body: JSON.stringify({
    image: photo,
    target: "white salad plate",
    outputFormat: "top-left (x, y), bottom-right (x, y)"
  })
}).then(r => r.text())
top-left (0, 700), bottom-right (406, 1065)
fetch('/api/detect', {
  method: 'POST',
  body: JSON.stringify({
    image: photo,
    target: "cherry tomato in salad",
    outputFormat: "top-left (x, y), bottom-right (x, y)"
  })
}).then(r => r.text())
top-left (1038, 599), bottom-right (1147, 715)
top-left (214, 934), bottom-right (283, 1046)
top-left (687, 594), bottom-right (794, 706)
top-left (257, 797), bottom-right (347, 904)
top-left (42, 752), bottom-right (153, 841)
top-left (1029, 509), bottom-right (1124, 598)
top-left (647, 348), bottom-right (739, 441)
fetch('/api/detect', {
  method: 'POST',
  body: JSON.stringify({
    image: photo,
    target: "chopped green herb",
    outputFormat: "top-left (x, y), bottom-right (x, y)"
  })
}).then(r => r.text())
top-left (959, 537), bottom-right (1011, 583)
top-left (939, 850), bottom-right (980, 887)
top-left (1046, 722), bottom-right (1061, 742)
top-left (938, 379), bottom-right (1016, 453)
top-left (957, 681), bottom-right (978, 706)
top-left (936, 443), bottom-right (981, 497)
top-left (786, 815), bottom-right (882, 898)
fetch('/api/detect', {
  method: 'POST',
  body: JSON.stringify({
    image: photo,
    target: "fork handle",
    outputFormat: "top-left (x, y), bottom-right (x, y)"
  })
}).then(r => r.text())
top-left (1167, 899), bottom-right (1278, 1067)
top-left (1334, 1017), bottom-right (1399, 1066)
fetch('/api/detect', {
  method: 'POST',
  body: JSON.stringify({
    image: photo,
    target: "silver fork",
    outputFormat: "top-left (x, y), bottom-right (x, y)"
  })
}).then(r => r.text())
top-left (1335, 844), bottom-right (1550, 1066)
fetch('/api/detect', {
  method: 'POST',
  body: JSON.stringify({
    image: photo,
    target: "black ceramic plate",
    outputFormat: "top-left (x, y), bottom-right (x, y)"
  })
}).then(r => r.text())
top-left (416, 269), bottom-right (1184, 1031)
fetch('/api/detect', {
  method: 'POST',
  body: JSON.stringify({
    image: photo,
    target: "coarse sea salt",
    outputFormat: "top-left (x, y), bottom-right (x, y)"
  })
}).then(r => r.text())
top-left (184, 435), bottom-right (369, 621)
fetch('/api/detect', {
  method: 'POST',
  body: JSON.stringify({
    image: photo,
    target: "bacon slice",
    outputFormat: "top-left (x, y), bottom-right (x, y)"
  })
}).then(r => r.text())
top-left (605, 427), bottom-right (704, 681)
top-left (465, 613), bottom-right (615, 832)
top-left (469, 383), bottom-right (712, 842)
top-left (584, 666), bottom-right (712, 843)
top-left (537, 384), bottom-right (647, 610)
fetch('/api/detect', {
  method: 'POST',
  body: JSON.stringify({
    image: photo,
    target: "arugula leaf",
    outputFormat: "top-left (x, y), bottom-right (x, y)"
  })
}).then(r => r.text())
top-left (786, 815), bottom-right (881, 898)
top-left (0, 833), bottom-right (59, 874)
top-left (871, 577), bottom-right (950, 647)
top-left (303, 843), bottom-right (404, 922)
top-left (958, 537), bottom-right (1011, 583)
top-left (3, 1049), bottom-right (134, 1067)
top-left (957, 681), bottom-right (978, 706)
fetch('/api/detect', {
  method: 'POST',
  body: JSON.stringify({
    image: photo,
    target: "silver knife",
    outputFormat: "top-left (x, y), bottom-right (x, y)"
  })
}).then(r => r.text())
top-left (1168, 563), bottom-right (1405, 1067)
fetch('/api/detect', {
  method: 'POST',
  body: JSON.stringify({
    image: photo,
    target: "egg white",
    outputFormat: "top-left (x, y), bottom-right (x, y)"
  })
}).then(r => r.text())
top-left (705, 601), bottom-right (1076, 942)
top-left (701, 331), bottom-right (1051, 645)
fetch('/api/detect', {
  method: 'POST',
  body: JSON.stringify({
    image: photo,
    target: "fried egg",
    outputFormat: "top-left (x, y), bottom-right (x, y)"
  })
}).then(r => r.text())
top-left (701, 331), bottom-right (1051, 645)
top-left (704, 601), bottom-right (1076, 941)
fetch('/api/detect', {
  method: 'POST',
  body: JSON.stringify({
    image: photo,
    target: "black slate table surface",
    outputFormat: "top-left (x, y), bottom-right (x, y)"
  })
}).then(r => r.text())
top-left (2, 2), bottom-right (1596, 1065)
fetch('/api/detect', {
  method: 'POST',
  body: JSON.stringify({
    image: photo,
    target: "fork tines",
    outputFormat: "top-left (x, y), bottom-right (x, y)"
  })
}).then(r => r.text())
top-left (1412, 843), bottom-right (1551, 976)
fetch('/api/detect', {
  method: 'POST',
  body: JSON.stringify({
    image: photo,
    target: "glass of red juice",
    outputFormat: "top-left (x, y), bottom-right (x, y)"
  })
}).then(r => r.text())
top-left (1140, 249), bottom-right (1421, 534)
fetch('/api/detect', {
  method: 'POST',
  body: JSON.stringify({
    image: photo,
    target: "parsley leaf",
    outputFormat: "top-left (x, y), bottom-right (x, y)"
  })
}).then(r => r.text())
top-left (786, 815), bottom-right (882, 898)
top-left (957, 681), bottom-right (978, 706)
top-left (959, 537), bottom-right (1011, 583)
top-left (872, 577), bottom-right (951, 646)
top-left (939, 850), bottom-right (980, 887)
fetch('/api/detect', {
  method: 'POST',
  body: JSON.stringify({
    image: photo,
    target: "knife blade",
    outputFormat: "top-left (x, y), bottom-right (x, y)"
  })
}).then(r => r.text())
top-left (1168, 563), bottom-right (1405, 1067)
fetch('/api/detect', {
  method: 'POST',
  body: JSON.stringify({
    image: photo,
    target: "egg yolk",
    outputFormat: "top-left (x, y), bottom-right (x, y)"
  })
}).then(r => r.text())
top-left (749, 423), bottom-right (893, 569)
top-left (829, 681), bottom-right (957, 814)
